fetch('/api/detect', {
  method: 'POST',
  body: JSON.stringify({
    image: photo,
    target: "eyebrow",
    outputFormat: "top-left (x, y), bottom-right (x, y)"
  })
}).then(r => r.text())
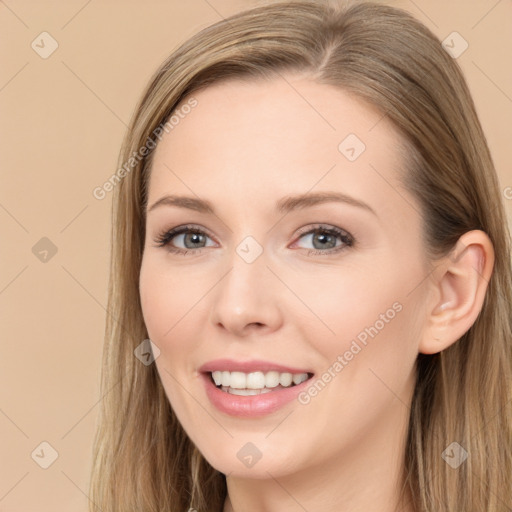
top-left (147, 191), bottom-right (376, 216)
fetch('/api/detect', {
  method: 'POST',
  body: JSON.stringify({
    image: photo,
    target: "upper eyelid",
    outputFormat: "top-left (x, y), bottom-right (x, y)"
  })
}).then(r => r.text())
top-left (158, 223), bottom-right (349, 237)
top-left (295, 223), bottom-right (351, 236)
top-left (174, 224), bottom-right (217, 241)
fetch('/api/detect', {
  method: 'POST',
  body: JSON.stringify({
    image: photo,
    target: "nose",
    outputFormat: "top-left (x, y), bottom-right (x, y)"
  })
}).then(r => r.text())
top-left (209, 249), bottom-right (283, 338)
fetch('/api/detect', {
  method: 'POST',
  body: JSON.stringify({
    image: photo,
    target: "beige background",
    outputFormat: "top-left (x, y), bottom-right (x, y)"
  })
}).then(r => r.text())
top-left (0, 0), bottom-right (510, 510)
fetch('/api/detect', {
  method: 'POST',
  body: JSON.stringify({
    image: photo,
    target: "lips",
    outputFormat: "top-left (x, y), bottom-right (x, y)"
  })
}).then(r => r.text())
top-left (198, 358), bottom-right (313, 374)
top-left (198, 358), bottom-right (314, 417)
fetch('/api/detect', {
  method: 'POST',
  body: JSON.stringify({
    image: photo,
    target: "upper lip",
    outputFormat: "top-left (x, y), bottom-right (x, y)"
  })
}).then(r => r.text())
top-left (198, 358), bottom-right (313, 374)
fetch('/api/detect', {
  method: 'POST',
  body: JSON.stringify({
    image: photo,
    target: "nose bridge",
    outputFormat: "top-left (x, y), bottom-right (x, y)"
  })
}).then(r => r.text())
top-left (210, 238), bottom-right (282, 335)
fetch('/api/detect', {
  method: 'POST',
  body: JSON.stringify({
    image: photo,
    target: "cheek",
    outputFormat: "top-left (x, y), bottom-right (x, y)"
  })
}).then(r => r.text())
top-left (291, 271), bottom-right (422, 451)
top-left (304, 257), bottom-right (423, 374)
top-left (139, 260), bottom-right (200, 416)
top-left (139, 262), bottom-right (168, 339)
top-left (139, 257), bottom-right (203, 341)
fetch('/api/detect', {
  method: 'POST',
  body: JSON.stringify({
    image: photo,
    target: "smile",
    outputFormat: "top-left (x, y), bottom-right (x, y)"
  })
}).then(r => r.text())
top-left (210, 370), bottom-right (310, 395)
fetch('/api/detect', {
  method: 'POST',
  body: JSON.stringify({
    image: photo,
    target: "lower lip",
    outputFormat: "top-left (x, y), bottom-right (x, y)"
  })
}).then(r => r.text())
top-left (201, 373), bottom-right (313, 417)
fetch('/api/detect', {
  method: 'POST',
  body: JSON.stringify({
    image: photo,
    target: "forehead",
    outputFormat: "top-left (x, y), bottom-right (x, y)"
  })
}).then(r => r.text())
top-left (147, 75), bottom-right (410, 220)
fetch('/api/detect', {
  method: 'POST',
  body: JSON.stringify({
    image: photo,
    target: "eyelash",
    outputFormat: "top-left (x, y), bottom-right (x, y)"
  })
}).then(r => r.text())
top-left (153, 223), bottom-right (355, 256)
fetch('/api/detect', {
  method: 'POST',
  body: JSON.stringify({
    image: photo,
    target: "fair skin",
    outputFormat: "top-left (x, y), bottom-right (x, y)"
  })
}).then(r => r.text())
top-left (139, 74), bottom-right (494, 512)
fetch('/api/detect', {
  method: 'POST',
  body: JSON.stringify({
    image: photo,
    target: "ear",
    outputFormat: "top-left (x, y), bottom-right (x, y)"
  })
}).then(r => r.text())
top-left (419, 230), bottom-right (495, 355)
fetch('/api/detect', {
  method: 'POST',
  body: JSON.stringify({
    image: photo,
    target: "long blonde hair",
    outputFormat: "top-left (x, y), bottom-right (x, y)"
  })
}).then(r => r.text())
top-left (89, 1), bottom-right (512, 510)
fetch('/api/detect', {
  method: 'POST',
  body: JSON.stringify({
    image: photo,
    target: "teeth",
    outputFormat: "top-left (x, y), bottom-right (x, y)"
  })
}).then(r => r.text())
top-left (279, 372), bottom-right (293, 387)
top-left (230, 371), bottom-right (247, 389)
top-left (246, 371), bottom-right (266, 389)
top-left (221, 371), bottom-right (230, 387)
top-left (212, 371), bottom-right (223, 386)
top-left (210, 370), bottom-right (310, 390)
top-left (265, 371), bottom-right (280, 388)
top-left (228, 388), bottom-right (273, 396)
top-left (293, 373), bottom-right (308, 385)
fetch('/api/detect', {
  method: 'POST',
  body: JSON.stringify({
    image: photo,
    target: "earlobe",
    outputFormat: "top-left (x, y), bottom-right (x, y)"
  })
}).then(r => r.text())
top-left (419, 230), bottom-right (494, 355)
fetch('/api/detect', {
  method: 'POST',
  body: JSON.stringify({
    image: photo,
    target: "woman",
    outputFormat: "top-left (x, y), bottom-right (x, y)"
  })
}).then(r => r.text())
top-left (89, 1), bottom-right (512, 511)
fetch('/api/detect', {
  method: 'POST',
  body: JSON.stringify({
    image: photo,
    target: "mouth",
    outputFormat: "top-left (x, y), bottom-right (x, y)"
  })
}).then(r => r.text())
top-left (207, 370), bottom-right (314, 396)
top-left (198, 359), bottom-right (315, 416)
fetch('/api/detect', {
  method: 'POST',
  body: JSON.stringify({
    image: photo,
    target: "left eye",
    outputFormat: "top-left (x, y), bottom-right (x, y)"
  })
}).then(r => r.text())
top-left (293, 226), bottom-right (353, 252)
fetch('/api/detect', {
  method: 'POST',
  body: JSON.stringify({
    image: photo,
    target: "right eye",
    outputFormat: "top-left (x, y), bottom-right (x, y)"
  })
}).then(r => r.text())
top-left (154, 224), bottom-right (217, 254)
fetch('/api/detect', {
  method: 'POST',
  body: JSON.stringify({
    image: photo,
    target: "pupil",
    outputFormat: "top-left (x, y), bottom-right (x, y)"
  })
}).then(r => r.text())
top-left (315, 232), bottom-right (335, 249)
top-left (186, 233), bottom-right (203, 247)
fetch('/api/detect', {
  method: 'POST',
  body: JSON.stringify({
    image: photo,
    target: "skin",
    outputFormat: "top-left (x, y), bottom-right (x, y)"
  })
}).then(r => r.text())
top-left (139, 74), bottom-right (494, 512)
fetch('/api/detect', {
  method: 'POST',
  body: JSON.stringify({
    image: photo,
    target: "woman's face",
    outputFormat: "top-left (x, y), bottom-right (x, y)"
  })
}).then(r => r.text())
top-left (139, 75), bottom-right (432, 479)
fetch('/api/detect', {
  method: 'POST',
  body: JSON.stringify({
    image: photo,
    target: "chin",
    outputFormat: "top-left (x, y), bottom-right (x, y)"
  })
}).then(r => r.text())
top-left (200, 444), bottom-right (301, 479)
